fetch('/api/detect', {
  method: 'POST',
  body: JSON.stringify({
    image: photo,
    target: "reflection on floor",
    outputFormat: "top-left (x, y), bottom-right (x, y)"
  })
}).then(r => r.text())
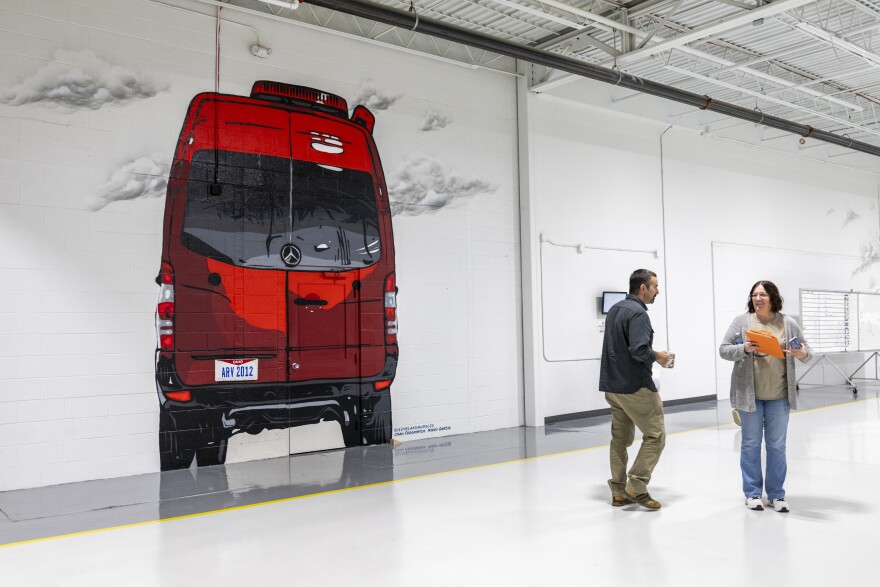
top-left (1, 387), bottom-right (877, 585)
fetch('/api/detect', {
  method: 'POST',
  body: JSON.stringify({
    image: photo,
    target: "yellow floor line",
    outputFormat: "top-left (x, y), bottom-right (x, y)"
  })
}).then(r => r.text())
top-left (1, 395), bottom-right (875, 549)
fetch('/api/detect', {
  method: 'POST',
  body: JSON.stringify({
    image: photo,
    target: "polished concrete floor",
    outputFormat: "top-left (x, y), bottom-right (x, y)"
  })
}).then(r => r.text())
top-left (1, 386), bottom-right (877, 585)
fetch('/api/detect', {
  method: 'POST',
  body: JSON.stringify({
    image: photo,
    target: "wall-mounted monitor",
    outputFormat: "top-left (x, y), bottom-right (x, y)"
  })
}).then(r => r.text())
top-left (602, 291), bottom-right (627, 314)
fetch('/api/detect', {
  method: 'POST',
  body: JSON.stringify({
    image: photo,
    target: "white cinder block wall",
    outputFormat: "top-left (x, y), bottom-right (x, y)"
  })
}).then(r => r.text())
top-left (0, 0), bottom-right (522, 490)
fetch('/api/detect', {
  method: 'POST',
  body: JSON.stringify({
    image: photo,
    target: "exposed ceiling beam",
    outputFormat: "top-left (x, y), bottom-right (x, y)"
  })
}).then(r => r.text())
top-left (707, 0), bottom-right (757, 10)
top-left (713, 19), bottom-right (880, 74)
top-left (304, 0), bottom-right (880, 157)
top-left (535, 26), bottom-right (594, 49)
top-left (674, 46), bottom-right (863, 111)
top-left (532, 0), bottom-right (817, 91)
top-left (635, 0), bottom-right (686, 50)
top-left (482, 0), bottom-right (586, 28)
top-left (667, 65), bottom-right (880, 137)
top-left (796, 21), bottom-right (880, 66)
top-left (529, 9), bottom-right (861, 113)
top-left (536, 0), bottom-right (647, 37)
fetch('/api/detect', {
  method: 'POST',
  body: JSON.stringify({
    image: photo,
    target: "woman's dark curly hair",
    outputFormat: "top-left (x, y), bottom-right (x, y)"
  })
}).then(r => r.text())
top-left (747, 280), bottom-right (783, 313)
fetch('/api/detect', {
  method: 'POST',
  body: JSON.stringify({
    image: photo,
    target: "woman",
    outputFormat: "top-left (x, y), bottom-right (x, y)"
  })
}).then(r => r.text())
top-left (719, 281), bottom-right (811, 512)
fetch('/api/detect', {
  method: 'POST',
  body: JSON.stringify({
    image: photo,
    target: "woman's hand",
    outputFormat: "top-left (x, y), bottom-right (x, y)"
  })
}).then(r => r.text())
top-left (785, 347), bottom-right (808, 360)
top-left (743, 340), bottom-right (757, 354)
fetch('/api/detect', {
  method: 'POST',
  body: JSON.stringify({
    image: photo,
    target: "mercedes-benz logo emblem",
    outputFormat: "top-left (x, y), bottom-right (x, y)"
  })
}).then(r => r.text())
top-left (280, 243), bottom-right (302, 267)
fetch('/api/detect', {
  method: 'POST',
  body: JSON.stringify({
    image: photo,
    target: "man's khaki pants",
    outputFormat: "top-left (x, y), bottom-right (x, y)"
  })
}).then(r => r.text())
top-left (605, 388), bottom-right (666, 496)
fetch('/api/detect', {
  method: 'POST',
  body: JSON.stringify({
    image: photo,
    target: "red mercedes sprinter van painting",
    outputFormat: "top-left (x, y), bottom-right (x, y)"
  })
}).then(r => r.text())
top-left (155, 82), bottom-right (398, 470)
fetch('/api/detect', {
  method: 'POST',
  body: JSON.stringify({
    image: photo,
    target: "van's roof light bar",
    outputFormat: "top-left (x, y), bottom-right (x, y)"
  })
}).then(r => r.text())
top-left (250, 81), bottom-right (348, 119)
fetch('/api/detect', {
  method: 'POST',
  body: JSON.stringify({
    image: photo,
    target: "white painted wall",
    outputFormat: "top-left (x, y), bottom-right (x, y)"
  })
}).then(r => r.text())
top-left (529, 91), bottom-right (880, 420)
top-left (529, 95), bottom-right (667, 418)
top-left (5, 0), bottom-right (880, 490)
top-left (0, 0), bottom-right (521, 490)
top-left (663, 131), bottom-right (880, 401)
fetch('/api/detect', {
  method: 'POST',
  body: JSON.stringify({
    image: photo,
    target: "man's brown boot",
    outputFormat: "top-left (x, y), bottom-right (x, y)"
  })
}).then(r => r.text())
top-left (625, 489), bottom-right (662, 510)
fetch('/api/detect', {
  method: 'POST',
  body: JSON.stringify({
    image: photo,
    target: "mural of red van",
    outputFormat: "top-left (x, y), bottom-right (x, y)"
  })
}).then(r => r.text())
top-left (155, 82), bottom-right (398, 470)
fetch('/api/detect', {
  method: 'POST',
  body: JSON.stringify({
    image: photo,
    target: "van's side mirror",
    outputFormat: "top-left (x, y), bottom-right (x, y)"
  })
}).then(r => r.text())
top-left (351, 105), bottom-right (375, 134)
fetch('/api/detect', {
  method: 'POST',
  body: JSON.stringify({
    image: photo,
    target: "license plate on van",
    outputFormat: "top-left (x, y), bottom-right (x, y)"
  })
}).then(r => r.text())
top-left (215, 359), bottom-right (258, 382)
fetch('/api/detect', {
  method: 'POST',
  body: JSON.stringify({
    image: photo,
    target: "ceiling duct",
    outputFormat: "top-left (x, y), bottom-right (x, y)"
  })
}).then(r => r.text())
top-left (303, 0), bottom-right (880, 158)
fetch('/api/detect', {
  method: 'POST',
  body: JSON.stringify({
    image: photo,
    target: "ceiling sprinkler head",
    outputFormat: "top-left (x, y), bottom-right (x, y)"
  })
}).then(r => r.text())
top-left (251, 44), bottom-right (272, 58)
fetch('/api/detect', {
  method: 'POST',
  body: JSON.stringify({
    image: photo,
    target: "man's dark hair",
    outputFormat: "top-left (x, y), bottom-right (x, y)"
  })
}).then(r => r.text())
top-left (629, 269), bottom-right (657, 295)
top-left (747, 280), bottom-right (784, 313)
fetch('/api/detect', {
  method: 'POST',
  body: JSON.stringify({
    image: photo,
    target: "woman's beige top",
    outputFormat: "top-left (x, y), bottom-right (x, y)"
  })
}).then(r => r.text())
top-left (748, 313), bottom-right (787, 401)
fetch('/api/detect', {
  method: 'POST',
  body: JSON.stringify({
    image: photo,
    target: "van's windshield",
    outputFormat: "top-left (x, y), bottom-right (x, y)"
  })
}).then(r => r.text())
top-left (181, 150), bottom-right (381, 270)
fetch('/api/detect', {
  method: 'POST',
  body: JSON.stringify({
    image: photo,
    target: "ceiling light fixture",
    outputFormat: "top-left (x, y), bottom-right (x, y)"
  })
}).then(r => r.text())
top-left (796, 22), bottom-right (880, 66)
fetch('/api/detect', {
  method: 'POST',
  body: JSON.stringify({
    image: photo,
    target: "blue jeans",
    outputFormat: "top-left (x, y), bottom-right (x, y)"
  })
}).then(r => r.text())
top-left (737, 398), bottom-right (790, 500)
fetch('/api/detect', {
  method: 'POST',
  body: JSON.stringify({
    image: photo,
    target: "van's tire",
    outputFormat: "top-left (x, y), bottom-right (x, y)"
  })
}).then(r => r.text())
top-left (340, 401), bottom-right (362, 447)
top-left (361, 393), bottom-right (392, 445)
top-left (159, 410), bottom-right (196, 471)
top-left (195, 436), bottom-right (229, 467)
top-left (159, 409), bottom-right (230, 469)
top-left (341, 423), bottom-right (361, 447)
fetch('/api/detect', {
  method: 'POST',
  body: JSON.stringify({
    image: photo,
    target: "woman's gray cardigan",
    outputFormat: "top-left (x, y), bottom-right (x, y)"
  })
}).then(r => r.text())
top-left (718, 313), bottom-right (813, 412)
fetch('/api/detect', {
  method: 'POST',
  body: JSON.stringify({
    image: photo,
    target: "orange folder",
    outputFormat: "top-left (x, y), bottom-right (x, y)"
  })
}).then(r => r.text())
top-left (746, 329), bottom-right (785, 359)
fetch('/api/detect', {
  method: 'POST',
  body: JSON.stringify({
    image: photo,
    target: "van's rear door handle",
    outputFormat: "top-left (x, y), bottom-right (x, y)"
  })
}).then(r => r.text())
top-left (294, 298), bottom-right (328, 306)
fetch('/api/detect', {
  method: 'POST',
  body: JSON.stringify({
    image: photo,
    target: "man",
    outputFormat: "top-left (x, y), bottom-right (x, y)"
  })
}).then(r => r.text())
top-left (599, 269), bottom-right (670, 510)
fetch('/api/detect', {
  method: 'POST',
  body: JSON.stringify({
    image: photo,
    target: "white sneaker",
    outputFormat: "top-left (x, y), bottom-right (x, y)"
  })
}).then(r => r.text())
top-left (745, 497), bottom-right (764, 510)
top-left (769, 499), bottom-right (789, 513)
top-left (732, 409), bottom-right (741, 426)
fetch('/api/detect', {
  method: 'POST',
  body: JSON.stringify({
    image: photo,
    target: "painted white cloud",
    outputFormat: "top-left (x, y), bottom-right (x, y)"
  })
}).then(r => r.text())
top-left (350, 80), bottom-right (400, 112)
top-left (387, 153), bottom-right (498, 216)
top-left (0, 49), bottom-right (167, 110)
top-left (89, 154), bottom-right (169, 211)
top-left (842, 208), bottom-right (861, 228)
top-left (420, 110), bottom-right (450, 131)
top-left (854, 237), bottom-right (880, 276)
